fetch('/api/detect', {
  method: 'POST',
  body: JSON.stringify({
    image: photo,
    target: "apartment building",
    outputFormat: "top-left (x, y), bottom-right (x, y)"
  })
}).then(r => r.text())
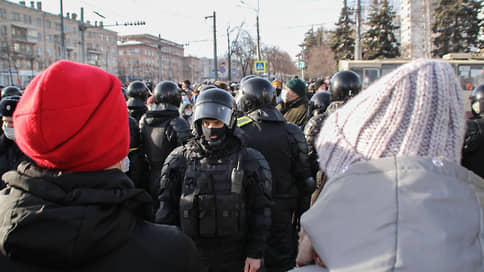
top-left (117, 34), bottom-right (192, 85)
top-left (0, 0), bottom-right (118, 87)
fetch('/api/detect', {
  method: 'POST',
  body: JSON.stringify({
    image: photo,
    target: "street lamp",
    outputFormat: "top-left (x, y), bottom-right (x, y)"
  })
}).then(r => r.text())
top-left (239, 0), bottom-right (261, 61)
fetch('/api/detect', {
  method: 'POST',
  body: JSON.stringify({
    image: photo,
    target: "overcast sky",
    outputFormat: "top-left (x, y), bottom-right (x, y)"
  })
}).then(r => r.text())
top-left (37, 0), bottom-right (344, 60)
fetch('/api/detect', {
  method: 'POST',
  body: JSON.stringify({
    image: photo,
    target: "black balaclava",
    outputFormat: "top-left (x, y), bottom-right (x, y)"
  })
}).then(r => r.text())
top-left (201, 125), bottom-right (227, 147)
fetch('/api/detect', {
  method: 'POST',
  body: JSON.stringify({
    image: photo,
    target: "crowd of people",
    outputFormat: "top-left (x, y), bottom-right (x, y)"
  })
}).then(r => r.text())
top-left (0, 58), bottom-right (482, 271)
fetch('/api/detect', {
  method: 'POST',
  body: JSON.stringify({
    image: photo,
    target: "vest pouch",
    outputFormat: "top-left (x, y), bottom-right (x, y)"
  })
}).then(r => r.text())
top-left (179, 193), bottom-right (198, 237)
top-left (216, 194), bottom-right (239, 237)
top-left (198, 194), bottom-right (216, 237)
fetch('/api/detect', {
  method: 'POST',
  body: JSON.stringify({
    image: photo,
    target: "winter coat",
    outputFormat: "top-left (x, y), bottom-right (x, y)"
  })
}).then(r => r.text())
top-left (0, 135), bottom-right (30, 189)
top-left (0, 161), bottom-right (200, 271)
top-left (292, 156), bottom-right (484, 272)
top-left (462, 117), bottom-right (484, 178)
top-left (276, 96), bottom-right (308, 127)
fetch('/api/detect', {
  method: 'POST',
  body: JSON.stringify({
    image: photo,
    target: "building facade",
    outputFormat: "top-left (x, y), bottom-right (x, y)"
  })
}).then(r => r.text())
top-left (183, 56), bottom-right (201, 85)
top-left (117, 34), bottom-right (187, 85)
top-left (399, 0), bottom-right (437, 58)
top-left (0, 0), bottom-right (118, 87)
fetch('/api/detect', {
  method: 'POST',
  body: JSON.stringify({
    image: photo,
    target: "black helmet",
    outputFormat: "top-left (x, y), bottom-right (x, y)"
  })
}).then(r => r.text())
top-left (329, 70), bottom-right (361, 101)
top-left (470, 84), bottom-right (484, 116)
top-left (1, 86), bottom-right (21, 99)
top-left (240, 75), bottom-right (256, 86)
top-left (153, 81), bottom-right (181, 106)
top-left (237, 77), bottom-right (275, 113)
top-left (200, 85), bottom-right (217, 93)
top-left (308, 91), bottom-right (331, 116)
top-left (193, 88), bottom-right (235, 135)
top-left (127, 81), bottom-right (151, 100)
top-left (0, 95), bottom-right (20, 117)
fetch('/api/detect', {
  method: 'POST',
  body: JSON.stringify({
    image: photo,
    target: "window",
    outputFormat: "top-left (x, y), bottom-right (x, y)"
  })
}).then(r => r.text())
top-left (47, 48), bottom-right (52, 57)
top-left (24, 15), bottom-right (31, 24)
top-left (11, 12), bottom-right (20, 21)
top-left (36, 18), bottom-right (41, 26)
top-left (13, 43), bottom-right (21, 53)
top-left (72, 26), bottom-right (77, 33)
top-left (37, 47), bottom-right (41, 56)
top-left (119, 50), bottom-right (123, 56)
top-left (46, 20), bottom-right (51, 29)
top-left (0, 25), bottom-right (6, 35)
top-left (46, 35), bottom-right (51, 42)
top-left (37, 32), bottom-right (41, 41)
top-left (55, 23), bottom-right (61, 31)
top-left (0, 8), bottom-right (7, 19)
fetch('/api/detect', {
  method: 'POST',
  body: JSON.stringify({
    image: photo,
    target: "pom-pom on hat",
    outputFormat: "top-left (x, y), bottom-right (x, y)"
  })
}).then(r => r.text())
top-left (14, 60), bottom-right (129, 172)
top-left (316, 59), bottom-right (466, 179)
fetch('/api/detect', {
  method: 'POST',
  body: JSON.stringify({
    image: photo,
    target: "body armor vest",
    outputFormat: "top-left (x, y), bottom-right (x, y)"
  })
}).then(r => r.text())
top-left (179, 148), bottom-right (247, 239)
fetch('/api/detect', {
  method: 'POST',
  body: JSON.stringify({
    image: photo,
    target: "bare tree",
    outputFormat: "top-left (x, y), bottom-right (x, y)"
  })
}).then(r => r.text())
top-left (305, 45), bottom-right (337, 79)
top-left (262, 45), bottom-right (297, 80)
top-left (231, 30), bottom-right (257, 77)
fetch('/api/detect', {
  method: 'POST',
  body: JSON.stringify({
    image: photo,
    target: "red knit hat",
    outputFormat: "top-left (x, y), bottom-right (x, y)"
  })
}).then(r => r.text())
top-left (14, 60), bottom-right (129, 172)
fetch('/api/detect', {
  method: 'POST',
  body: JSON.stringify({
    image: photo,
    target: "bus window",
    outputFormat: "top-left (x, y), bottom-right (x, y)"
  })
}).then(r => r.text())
top-left (470, 66), bottom-right (484, 88)
top-left (363, 68), bottom-right (379, 89)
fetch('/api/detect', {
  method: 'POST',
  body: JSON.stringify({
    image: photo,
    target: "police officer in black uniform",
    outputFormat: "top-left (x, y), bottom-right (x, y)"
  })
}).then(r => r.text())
top-left (156, 88), bottom-right (272, 272)
top-left (0, 96), bottom-right (30, 189)
top-left (462, 84), bottom-right (484, 178)
top-left (236, 77), bottom-right (315, 272)
top-left (305, 71), bottom-right (361, 201)
top-left (140, 81), bottom-right (191, 210)
top-left (126, 80), bottom-right (151, 122)
top-left (304, 91), bottom-right (331, 180)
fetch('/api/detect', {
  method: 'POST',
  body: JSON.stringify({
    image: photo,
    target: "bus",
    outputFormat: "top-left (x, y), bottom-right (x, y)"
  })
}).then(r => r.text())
top-left (338, 53), bottom-right (484, 97)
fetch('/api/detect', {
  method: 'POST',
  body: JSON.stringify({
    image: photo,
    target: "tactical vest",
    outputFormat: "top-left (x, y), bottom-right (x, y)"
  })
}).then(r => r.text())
top-left (179, 149), bottom-right (247, 239)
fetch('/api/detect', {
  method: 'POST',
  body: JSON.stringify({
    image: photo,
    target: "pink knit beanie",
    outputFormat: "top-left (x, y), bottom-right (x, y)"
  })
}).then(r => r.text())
top-left (316, 59), bottom-right (466, 179)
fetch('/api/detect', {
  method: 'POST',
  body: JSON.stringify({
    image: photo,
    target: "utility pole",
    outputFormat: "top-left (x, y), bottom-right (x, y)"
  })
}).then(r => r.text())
top-left (80, 7), bottom-right (86, 63)
top-left (256, 13), bottom-right (261, 61)
top-left (355, 0), bottom-right (362, 60)
top-left (158, 34), bottom-right (163, 81)
top-left (60, 0), bottom-right (66, 59)
top-left (205, 11), bottom-right (217, 81)
top-left (227, 26), bottom-right (232, 82)
top-left (213, 11), bottom-right (217, 81)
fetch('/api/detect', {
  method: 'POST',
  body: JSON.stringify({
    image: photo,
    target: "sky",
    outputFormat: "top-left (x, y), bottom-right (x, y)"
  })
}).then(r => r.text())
top-left (36, 0), bottom-right (344, 60)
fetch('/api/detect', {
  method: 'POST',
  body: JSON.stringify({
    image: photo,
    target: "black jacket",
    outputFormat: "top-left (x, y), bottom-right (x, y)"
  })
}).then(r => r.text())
top-left (237, 107), bottom-right (314, 271)
top-left (126, 115), bottom-right (147, 190)
top-left (139, 108), bottom-right (191, 202)
top-left (0, 135), bottom-right (30, 189)
top-left (0, 161), bottom-right (200, 271)
top-left (462, 117), bottom-right (484, 178)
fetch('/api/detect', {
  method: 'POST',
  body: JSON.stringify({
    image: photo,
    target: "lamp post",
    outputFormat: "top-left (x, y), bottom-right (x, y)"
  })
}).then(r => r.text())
top-left (205, 11), bottom-right (217, 81)
top-left (239, 0), bottom-right (261, 61)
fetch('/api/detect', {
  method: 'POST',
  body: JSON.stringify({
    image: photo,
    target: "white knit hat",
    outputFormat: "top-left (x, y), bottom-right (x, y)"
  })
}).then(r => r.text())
top-left (316, 59), bottom-right (466, 179)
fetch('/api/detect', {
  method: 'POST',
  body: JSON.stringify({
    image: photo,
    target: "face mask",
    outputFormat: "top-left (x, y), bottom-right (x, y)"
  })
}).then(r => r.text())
top-left (184, 110), bottom-right (192, 116)
top-left (275, 88), bottom-right (282, 97)
top-left (121, 156), bottom-right (130, 173)
top-left (280, 88), bottom-right (287, 102)
top-left (3, 126), bottom-right (14, 141)
top-left (201, 125), bottom-right (226, 145)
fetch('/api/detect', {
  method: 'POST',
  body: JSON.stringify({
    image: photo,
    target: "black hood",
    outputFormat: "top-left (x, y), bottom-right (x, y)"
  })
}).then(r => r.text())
top-left (248, 106), bottom-right (286, 122)
top-left (0, 162), bottom-right (153, 268)
top-left (143, 109), bottom-right (179, 126)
